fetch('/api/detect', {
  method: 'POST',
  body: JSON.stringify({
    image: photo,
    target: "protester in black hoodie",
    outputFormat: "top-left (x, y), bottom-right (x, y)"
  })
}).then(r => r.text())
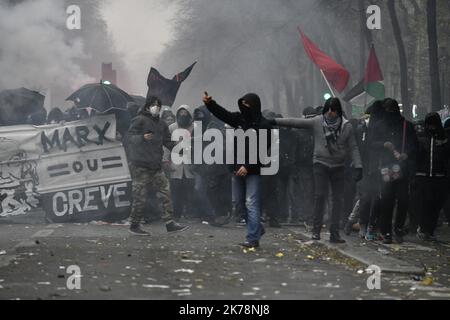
top-left (415, 113), bottom-right (450, 241)
top-left (203, 92), bottom-right (273, 248)
top-left (371, 98), bottom-right (419, 244)
top-left (357, 101), bottom-right (385, 241)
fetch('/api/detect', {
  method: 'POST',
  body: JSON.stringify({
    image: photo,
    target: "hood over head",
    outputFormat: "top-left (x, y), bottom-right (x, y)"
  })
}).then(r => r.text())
top-left (175, 104), bottom-right (194, 128)
top-left (238, 93), bottom-right (261, 123)
top-left (382, 98), bottom-right (403, 125)
top-left (425, 112), bottom-right (445, 137)
top-left (194, 105), bottom-right (211, 124)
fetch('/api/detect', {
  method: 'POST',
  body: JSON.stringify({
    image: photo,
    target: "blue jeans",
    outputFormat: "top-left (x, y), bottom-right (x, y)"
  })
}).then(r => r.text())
top-left (232, 175), bottom-right (262, 243)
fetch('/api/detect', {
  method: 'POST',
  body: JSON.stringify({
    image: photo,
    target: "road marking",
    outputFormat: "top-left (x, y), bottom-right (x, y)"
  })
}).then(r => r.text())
top-left (32, 229), bottom-right (54, 238)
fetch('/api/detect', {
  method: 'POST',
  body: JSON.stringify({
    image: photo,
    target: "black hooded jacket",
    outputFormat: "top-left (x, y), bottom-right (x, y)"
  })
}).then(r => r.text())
top-left (205, 93), bottom-right (274, 175)
top-left (370, 110), bottom-right (419, 178)
top-left (416, 112), bottom-right (450, 177)
top-left (126, 108), bottom-right (176, 170)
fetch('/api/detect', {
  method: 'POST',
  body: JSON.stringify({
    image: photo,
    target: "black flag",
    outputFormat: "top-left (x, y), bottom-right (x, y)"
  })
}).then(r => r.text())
top-left (146, 62), bottom-right (197, 107)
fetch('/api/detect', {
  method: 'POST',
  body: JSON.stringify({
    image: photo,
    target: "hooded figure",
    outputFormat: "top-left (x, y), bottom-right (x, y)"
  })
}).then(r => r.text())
top-left (204, 93), bottom-right (273, 175)
top-left (369, 98), bottom-right (418, 244)
top-left (168, 104), bottom-right (195, 180)
top-left (168, 105), bottom-right (196, 219)
top-left (193, 106), bottom-right (211, 131)
top-left (203, 92), bottom-right (273, 248)
top-left (415, 112), bottom-right (450, 241)
top-left (47, 108), bottom-right (65, 124)
top-left (351, 100), bottom-right (386, 240)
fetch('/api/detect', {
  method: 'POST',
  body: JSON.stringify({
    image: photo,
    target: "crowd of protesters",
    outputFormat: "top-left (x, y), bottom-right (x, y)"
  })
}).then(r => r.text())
top-left (3, 93), bottom-right (450, 249)
top-left (123, 92), bottom-right (450, 248)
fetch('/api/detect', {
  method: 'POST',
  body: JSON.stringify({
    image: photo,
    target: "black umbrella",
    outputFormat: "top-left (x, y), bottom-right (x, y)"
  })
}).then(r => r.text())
top-left (66, 81), bottom-right (134, 113)
top-left (0, 87), bottom-right (45, 112)
top-left (0, 88), bottom-right (45, 125)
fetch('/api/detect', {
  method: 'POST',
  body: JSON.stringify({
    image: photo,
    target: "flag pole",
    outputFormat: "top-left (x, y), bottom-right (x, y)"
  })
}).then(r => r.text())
top-left (320, 69), bottom-right (336, 98)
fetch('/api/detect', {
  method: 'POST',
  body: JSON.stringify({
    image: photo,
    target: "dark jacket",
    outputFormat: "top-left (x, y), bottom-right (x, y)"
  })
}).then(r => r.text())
top-left (127, 109), bottom-right (175, 170)
top-left (275, 116), bottom-right (362, 168)
top-left (296, 128), bottom-right (314, 167)
top-left (205, 93), bottom-right (273, 175)
top-left (278, 127), bottom-right (299, 172)
top-left (416, 113), bottom-right (450, 178)
top-left (370, 112), bottom-right (419, 178)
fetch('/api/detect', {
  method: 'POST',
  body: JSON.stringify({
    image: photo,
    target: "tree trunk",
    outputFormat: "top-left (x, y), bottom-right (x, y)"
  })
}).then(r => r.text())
top-left (388, 0), bottom-right (412, 119)
top-left (283, 78), bottom-right (295, 116)
top-left (359, 0), bottom-right (374, 46)
top-left (427, 0), bottom-right (442, 111)
top-left (271, 77), bottom-right (281, 114)
top-left (359, 0), bottom-right (367, 79)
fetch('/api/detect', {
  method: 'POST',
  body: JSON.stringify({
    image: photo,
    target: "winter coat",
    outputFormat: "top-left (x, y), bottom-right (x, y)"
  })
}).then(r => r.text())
top-left (127, 109), bottom-right (175, 170)
top-left (168, 105), bottom-right (195, 179)
top-left (275, 115), bottom-right (362, 169)
top-left (296, 127), bottom-right (314, 167)
top-left (205, 93), bottom-right (273, 175)
top-left (278, 127), bottom-right (300, 172)
top-left (370, 112), bottom-right (418, 179)
top-left (416, 113), bottom-right (450, 178)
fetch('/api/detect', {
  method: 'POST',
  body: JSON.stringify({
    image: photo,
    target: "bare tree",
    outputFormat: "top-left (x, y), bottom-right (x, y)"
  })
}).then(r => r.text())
top-left (388, 0), bottom-right (411, 119)
top-left (427, 0), bottom-right (442, 111)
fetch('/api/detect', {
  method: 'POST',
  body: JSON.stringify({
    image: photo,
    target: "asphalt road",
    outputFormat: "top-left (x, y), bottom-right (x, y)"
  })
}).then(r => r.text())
top-left (0, 220), bottom-right (449, 300)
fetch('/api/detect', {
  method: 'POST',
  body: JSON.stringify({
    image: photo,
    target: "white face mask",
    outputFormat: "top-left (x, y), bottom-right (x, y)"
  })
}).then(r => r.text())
top-left (149, 106), bottom-right (161, 117)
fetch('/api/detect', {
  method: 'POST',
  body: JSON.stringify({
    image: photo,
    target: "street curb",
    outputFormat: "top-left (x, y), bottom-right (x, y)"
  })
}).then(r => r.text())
top-left (292, 229), bottom-right (425, 275)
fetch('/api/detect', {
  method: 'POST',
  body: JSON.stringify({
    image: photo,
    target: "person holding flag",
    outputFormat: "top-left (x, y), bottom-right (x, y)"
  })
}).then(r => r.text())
top-left (270, 30), bottom-right (361, 243)
top-left (272, 98), bottom-right (363, 243)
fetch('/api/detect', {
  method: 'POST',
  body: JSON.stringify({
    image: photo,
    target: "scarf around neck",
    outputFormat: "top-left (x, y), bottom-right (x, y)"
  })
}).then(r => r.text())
top-left (323, 115), bottom-right (342, 134)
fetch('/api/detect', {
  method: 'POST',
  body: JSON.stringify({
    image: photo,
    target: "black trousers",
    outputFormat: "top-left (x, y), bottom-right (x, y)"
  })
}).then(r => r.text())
top-left (170, 178), bottom-right (195, 218)
top-left (379, 178), bottom-right (409, 235)
top-left (416, 176), bottom-right (449, 235)
top-left (312, 163), bottom-right (345, 234)
top-left (443, 191), bottom-right (450, 223)
top-left (296, 166), bottom-right (315, 223)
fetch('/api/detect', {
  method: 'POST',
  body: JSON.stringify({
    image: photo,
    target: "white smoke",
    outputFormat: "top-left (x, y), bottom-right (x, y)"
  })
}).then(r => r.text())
top-left (0, 0), bottom-right (94, 95)
top-left (101, 0), bottom-right (178, 95)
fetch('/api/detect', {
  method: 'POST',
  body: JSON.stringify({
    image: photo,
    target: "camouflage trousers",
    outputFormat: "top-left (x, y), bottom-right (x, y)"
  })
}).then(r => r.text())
top-left (129, 165), bottom-right (174, 226)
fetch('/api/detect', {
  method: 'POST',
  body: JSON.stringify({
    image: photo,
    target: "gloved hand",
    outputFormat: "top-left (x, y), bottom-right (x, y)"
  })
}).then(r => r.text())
top-left (352, 167), bottom-right (363, 182)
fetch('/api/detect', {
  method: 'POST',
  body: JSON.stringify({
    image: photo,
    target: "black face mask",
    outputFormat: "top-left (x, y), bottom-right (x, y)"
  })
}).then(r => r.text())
top-left (178, 114), bottom-right (192, 128)
top-left (239, 106), bottom-right (259, 122)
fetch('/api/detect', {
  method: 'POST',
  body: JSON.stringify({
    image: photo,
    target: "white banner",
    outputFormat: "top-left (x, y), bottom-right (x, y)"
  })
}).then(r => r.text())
top-left (0, 115), bottom-right (131, 221)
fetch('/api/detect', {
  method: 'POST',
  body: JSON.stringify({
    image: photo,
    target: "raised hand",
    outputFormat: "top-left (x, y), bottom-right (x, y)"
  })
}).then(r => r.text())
top-left (203, 91), bottom-right (213, 105)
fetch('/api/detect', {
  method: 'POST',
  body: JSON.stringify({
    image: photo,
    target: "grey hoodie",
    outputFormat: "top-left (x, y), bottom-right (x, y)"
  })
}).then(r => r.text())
top-left (275, 116), bottom-right (362, 168)
top-left (168, 105), bottom-right (195, 179)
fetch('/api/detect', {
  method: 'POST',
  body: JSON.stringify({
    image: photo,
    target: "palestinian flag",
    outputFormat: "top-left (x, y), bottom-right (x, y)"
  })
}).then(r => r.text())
top-left (344, 45), bottom-right (385, 115)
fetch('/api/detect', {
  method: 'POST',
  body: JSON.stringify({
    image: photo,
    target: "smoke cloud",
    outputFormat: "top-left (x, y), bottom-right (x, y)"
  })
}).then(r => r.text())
top-left (0, 0), bottom-right (94, 100)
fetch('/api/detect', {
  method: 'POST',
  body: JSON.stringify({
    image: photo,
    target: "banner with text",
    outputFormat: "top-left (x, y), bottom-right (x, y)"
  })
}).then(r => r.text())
top-left (0, 115), bottom-right (131, 222)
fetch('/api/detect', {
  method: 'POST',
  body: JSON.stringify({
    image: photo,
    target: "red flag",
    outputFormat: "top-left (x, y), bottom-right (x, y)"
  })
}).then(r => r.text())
top-left (364, 45), bottom-right (384, 84)
top-left (298, 28), bottom-right (350, 93)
